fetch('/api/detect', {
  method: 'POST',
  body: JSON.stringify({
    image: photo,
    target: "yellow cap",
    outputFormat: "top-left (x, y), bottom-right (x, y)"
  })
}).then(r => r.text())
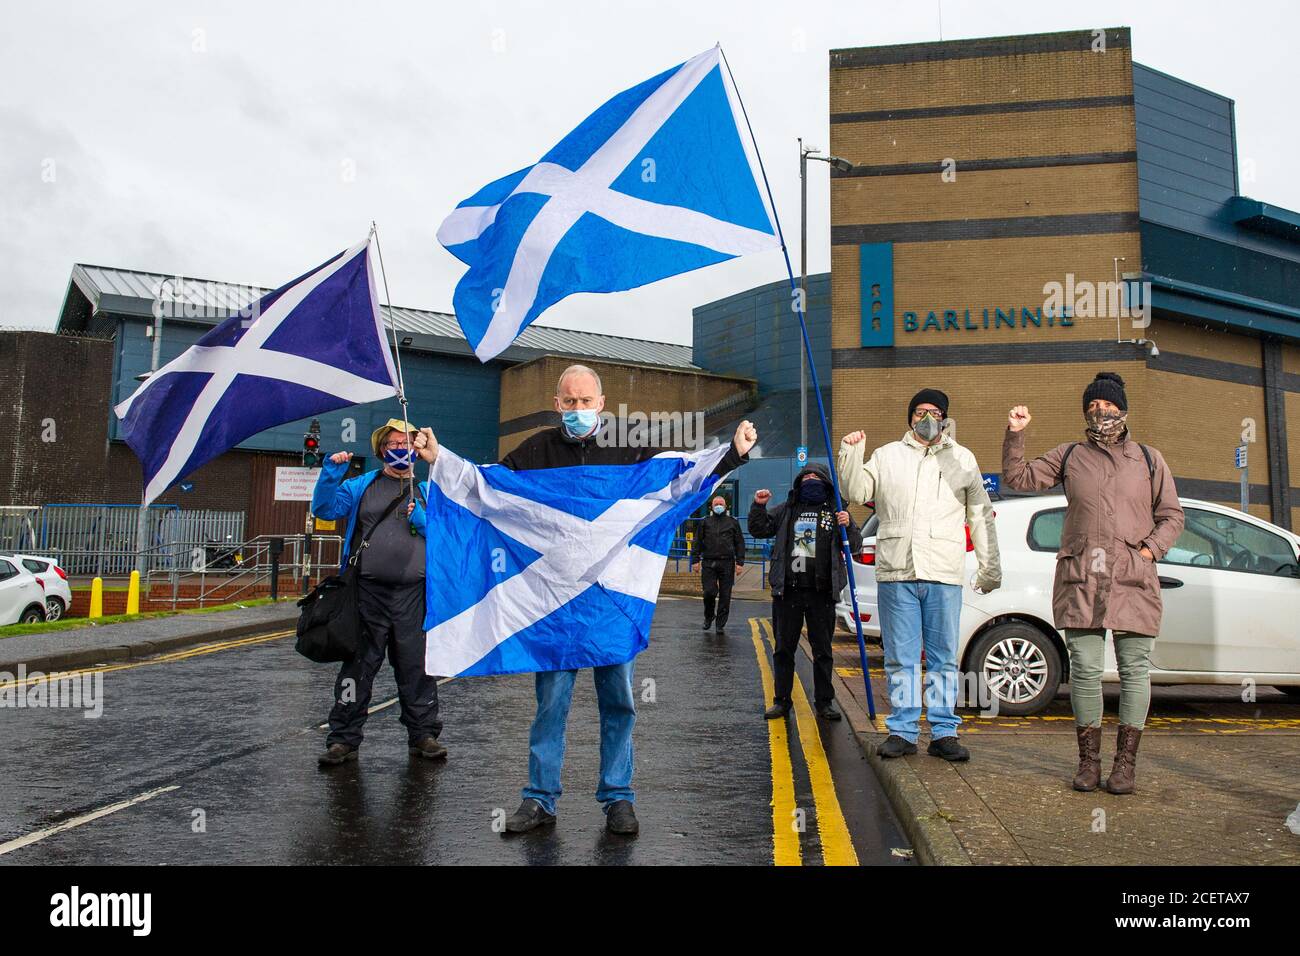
top-left (370, 418), bottom-right (417, 457)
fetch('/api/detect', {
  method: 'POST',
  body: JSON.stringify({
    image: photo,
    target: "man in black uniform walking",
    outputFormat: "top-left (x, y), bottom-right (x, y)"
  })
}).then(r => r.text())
top-left (690, 495), bottom-right (745, 635)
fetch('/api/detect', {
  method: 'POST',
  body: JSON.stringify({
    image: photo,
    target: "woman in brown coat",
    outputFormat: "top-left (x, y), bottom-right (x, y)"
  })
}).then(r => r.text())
top-left (1002, 372), bottom-right (1184, 794)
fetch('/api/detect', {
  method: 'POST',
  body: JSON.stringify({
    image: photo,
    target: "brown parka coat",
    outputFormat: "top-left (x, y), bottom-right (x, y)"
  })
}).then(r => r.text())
top-left (1002, 428), bottom-right (1185, 636)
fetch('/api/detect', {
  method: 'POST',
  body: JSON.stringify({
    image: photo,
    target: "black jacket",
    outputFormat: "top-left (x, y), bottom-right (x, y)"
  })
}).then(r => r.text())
top-left (691, 512), bottom-right (745, 565)
top-left (500, 424), bottom-right (748, 476)
top-left (748, 462), bottom-right (862, 596)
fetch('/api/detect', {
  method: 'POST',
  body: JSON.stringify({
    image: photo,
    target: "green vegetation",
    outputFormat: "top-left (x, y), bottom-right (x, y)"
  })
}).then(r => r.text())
top-left (0, 597), bottom-right (282, 639)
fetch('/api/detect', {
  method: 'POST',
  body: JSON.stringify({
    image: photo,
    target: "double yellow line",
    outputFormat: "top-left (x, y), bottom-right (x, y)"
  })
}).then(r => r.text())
top-left (749, 617), bottom-right (858, 866)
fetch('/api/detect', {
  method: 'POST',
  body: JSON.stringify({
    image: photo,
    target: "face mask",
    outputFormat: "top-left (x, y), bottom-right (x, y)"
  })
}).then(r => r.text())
top-left (1085, 409), bottom-right (1128, 444)
top-left (913, 413), bottom-right (942, 442)
top-left (562, 409), bottom-right (599, 436)
top-left (799, 480), bottom-right (829, 505)
top-left (711, 505), bottom-right (726, 515)
top-left (383, 447), bottom-right (414, 471)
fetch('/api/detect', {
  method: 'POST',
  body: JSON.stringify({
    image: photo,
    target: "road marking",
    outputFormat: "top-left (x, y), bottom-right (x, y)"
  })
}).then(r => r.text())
top-left (316, 677), bottom-right (455, 730)
top-left (748, 618), bottom-right (801, 867)
top-left (0, 785), bottom-right (180, 857)
top-left (763, 618), bottom-right (859, 866)
top-left (0, 629), bottom-right (297, 689)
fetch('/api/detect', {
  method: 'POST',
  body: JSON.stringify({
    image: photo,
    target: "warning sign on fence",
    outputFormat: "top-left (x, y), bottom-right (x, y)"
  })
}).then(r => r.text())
top-left (274, 467), bottom-right (319, 501)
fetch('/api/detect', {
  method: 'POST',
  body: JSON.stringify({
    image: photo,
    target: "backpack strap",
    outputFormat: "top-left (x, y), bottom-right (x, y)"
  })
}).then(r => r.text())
top-left (1059, 442), bottom-right (1080, 482)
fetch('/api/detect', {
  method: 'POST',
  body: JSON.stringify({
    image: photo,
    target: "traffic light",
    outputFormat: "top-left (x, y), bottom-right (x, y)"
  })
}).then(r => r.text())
top-left (302, 419), bottom-right (323, 467)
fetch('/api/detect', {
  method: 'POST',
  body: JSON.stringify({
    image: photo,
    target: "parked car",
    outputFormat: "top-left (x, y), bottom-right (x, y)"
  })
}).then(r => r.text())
top-left (0, 556), bottom-right (48, 625)
top-left (836, 496), bottom-right (1300, 714)
top-left (3, 553), bottom-right (73, 621)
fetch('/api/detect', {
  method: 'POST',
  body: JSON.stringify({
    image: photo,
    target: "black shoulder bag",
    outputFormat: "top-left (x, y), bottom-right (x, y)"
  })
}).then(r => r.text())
top-left (294, 484), bottom-right (412, 663)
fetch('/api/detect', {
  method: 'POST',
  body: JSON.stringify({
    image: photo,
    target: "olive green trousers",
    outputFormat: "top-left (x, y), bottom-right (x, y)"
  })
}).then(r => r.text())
top-left (1063, 628), bottom-right (1155, 730)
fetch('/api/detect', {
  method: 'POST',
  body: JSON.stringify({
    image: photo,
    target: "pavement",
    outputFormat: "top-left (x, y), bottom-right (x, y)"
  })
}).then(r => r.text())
top-left (829, 633), bottom-right (1300, 865)
top-left (0, 597), bottom-right (912, 865)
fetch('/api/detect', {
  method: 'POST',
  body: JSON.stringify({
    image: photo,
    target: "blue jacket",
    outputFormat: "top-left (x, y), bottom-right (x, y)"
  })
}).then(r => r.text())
top-left (311, 458), bottom-right (428, 570)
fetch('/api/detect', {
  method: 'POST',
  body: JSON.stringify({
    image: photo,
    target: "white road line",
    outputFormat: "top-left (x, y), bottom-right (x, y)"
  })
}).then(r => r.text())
top-left (315, 677), bottom-right (455, 730)
top-left (0, 785), bottom-right (180, 857)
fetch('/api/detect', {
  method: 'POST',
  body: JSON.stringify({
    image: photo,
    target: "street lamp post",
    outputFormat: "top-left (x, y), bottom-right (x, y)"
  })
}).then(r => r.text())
top-left (133, 305), bottom-right (165, 576)
top-left (798, 141), bottom-right (854, 458)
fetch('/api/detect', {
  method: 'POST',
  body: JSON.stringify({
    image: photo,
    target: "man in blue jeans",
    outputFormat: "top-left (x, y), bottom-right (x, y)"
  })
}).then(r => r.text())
top-left (836, 389), bottom-right (1001, 761)
top-left (424, 365), bottom-right (755, 836)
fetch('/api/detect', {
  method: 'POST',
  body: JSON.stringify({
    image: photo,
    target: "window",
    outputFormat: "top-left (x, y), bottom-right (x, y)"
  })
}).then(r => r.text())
top-left (0, 559), bottom-right (16, 581)
top-left (21, 559), bottom-right (47, 574)
top-left (1026, 508), bottom-right (1066, 551)
top-left (1163, 508), bottom-right (1299, 576)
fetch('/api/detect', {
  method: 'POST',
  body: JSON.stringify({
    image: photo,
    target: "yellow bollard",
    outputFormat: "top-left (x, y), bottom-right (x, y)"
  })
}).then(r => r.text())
top-left (126, 570), bottom-right (141, 615)
top-left (89, 577), bottom-right (104, 619)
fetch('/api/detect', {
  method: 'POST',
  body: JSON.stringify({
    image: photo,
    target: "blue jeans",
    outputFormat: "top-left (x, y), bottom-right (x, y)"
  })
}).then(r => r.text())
top-left (877, 581), bottom-right (963, 743)
top-left (522, 661), bottom-right (636, 816)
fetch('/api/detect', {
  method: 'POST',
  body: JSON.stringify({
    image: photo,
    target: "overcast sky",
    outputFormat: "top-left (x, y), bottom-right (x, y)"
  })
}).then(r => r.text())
top-left (3, 0), bottom-right (1296, 344)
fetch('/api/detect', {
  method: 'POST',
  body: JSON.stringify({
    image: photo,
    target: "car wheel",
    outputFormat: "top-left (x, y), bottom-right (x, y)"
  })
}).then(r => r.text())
top-left (969, 621), bottom-right (1062, 716)
top-left (45, 597), bottom-right (65, 622)
top-left (1275, 686), bottom-right (1300, 698)
top-left (20, 605), bottom-right (46, 624)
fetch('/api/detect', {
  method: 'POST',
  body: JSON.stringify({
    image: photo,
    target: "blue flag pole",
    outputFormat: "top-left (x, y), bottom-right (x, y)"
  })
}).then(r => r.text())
top-left (720, 47), bottom-right (876, 720)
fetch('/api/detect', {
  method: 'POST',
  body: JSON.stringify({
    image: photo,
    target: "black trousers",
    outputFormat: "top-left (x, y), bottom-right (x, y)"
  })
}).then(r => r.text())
top-left (701, 559), bottom-right (736, 627)
top-left (772, 586), bottom-right (836, 708)
top-left (327, 577), bottom-right (442, 747)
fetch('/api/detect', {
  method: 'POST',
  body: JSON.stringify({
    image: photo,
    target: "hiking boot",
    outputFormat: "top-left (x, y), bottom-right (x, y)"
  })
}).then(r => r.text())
top-left (764, 703), bottom-right (791, 719)
top-left (877, 734), bottom-right (917, 758)
top-left (409, 736), bottom-right (448, 760)
top-left (927, 736), bottom-right (971, 762)
top-left (1072, 725), bottom-right (1102, 792)
top-left (503, 799), bottom-right (556, 834)
top-left (816, 701), bottom-right (842, 721)
top-left (317, 743), bottom-right (357, 766)
top-left (1104, 725), bottom-right (1142, 795)
top-left (605, 799), bottom-right (640, 836)
top-left (702, 619), bottom-right (713, 631)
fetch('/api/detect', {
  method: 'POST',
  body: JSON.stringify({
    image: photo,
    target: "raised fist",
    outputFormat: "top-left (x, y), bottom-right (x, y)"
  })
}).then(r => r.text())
top-left (329, 451), bottom-right (352, 465)
top-left (842, 431), bottom-right (866, 446)
top-left (1008, 406), bottom-right (1031, 432)
top-left (754, 489), bottom-right (772, 506)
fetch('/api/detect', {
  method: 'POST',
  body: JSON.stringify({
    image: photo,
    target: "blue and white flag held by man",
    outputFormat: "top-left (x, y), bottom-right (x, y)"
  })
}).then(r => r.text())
top-left (437, 45), bottom-right (779, 362)
top-left (421, 442), bottom-right (732, 677)
top-left (115, 240), bottom-right (399, 504)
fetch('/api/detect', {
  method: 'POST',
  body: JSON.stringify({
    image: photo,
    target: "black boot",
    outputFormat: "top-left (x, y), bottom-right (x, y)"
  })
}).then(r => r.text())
top-left (503, 798), bottom-right (555, 834)
top-left (877, 735), bottom-right (917, 758)
top-left (764, 703), bottom-right (791, 719)
top-left (605, 800), bottom-right (639, 836)
top-left (317, 742), bottom-right (357, 766)
top-left (409, 736), bottom-right (448, 760)
top-left (816, 700), bottom-right (842, 721)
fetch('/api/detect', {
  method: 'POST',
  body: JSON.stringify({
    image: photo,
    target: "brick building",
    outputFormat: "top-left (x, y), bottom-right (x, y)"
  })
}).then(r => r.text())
top-left (828, 27), bottom-right (1298, 530)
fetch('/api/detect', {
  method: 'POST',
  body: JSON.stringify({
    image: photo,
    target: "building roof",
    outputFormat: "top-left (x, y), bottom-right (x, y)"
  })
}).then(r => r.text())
top-left (59, 263), bottom-right (698, 370)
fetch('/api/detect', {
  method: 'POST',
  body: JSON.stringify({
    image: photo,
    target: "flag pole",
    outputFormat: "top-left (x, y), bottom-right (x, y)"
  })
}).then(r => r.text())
top-left (719, 46), bottom-right (876, 719)
top-left (369, 222), bottom-right (416, 507)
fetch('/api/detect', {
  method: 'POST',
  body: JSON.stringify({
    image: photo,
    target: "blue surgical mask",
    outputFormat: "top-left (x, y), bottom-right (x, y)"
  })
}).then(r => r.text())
top-left (562, 409), bottom-right (600, 436)
top-left (712, 505), bottom-right (726, 515)
top-left (383, 447), bottom-right (414, 471)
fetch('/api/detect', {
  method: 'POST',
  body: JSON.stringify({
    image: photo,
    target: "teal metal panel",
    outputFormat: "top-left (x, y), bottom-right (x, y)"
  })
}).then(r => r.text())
top-left (859, 242), bottom-right (894, 347)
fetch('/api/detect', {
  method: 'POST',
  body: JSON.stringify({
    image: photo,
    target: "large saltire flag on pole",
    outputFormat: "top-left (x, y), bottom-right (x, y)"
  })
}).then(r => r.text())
top-left (436, 44), bottom-right (779, 362)
top-left (421, 443), bottom-right (732, 677)
top-left (115, 240), bottom-right (399, 504)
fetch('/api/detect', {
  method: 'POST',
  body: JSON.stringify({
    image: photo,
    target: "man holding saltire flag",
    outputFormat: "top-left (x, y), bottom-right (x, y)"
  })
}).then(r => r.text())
top-left (413, 366), bottom-right (757, 836)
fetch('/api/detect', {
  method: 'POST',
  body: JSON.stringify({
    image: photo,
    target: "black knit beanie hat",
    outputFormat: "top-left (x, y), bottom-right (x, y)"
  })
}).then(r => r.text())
top-left (908, 388), bottom-right (950, 421)
top-left (1082, 372), bottom-right (1127, 413)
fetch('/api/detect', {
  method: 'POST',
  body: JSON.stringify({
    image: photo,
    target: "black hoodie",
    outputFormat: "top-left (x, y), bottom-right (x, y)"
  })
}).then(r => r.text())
top-left (748, 462), bottom-right (862, 596)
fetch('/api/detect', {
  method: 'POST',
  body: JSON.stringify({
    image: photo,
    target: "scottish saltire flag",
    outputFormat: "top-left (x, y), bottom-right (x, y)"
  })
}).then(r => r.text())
top-left (421, 443), bottom-right (732, 677)
top-left (115, 240), bottom-right (398, 504)
top-left (437, 45), bottom-right (779, 362)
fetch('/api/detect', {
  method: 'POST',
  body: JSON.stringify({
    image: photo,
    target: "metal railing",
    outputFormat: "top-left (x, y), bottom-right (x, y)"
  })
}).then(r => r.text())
top-left (143, 534), bottom-right (344, 609)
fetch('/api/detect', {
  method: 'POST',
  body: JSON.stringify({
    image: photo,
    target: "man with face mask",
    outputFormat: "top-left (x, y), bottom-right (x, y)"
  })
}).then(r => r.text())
top-left (414, 365), bottom-right (758, 836)
top-left (837, 389), bottom-right (1001, 762)
top-left (749, 465), bottom-right (862, 721)
top-left (1003, 372), bottom-right (1183, 795)
top-left (310, 418), bottom-right (446, 767)
top-left (690, 495), bottom-right (745, 635)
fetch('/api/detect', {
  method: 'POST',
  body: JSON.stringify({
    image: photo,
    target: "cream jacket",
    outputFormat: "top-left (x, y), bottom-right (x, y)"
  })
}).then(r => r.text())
top-left (836, 427), bottom-right (1001, 589)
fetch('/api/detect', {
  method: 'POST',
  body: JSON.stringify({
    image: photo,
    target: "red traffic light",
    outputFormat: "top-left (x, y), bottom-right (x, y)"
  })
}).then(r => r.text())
top-left (305, 436), bottom-right (319, 449)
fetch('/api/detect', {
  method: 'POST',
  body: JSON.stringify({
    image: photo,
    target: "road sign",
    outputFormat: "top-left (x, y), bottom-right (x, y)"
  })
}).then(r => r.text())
top-left (275, 466), bottom-right (319, 501)
top-left (796, 445), bottom-right (808, 465)
top-left (982, 473), bottom-right (1000, 495)
top-left (1234, 445), bottom-right (1248, 469)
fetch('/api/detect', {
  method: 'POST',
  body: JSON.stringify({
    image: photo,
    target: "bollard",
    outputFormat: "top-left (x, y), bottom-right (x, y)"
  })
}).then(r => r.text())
top-left (126, 570), bottom-right (141, 615)
top-left (89, 577), bottom-right (104, 619)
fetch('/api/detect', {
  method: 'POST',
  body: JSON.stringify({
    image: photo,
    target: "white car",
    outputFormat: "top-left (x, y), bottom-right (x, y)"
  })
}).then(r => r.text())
top-left (0, 556), bottom-right (48, 625)
top-left (837, 496), bottom-right (1300, 714)
top-left (4, 553), bottom-right (73, 621)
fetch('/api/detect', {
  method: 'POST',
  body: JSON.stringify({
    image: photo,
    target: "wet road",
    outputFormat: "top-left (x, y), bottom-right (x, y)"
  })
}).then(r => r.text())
top-left (0, 598), bottom-right (910, 865)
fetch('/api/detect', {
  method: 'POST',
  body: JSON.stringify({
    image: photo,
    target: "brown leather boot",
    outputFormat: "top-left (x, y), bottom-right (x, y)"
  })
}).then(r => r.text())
top-left (1104, 725), bottom-right (1142, 794)
top-left (1072, 725), bottom-right (1102, 792)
